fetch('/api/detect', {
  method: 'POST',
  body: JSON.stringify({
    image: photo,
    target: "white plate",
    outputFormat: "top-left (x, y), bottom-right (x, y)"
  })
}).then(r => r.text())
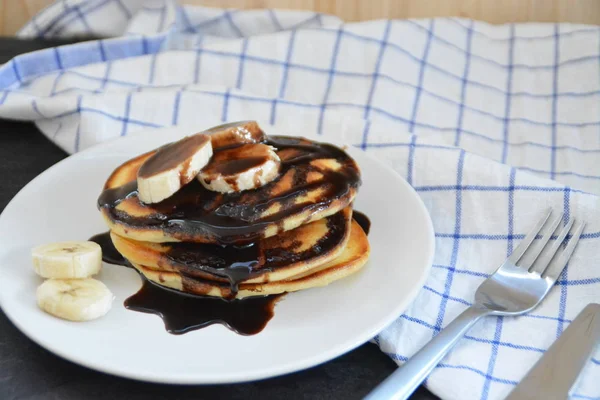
top-left (0, 126), bottom-right (434, 384)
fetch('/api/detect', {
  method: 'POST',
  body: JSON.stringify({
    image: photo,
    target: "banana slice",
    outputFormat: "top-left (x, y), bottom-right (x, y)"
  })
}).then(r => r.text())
top-left (198, 143), bottom-right (281, 193)
top-left (36, 278), bottom-right (114, 322)
top-left (137, 133), bottom-right (213, 203)
top-left (32, 241), bottom-right (102, 279)
top-left (203, 120), bottom-right (265, 149)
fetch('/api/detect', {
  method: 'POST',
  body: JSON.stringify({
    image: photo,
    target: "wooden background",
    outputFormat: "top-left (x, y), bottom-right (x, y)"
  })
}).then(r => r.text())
top-left (1, 0), bottom-right (600, 36)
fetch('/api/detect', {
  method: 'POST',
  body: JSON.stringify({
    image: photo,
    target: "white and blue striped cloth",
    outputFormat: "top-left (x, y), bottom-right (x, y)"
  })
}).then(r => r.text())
top-left (3, 1), bottom-right (600, 399)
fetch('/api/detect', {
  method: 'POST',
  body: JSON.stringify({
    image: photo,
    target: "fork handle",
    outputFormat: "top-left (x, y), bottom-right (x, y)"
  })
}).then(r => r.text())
top-left (364, 306), bottom-right (491, 400)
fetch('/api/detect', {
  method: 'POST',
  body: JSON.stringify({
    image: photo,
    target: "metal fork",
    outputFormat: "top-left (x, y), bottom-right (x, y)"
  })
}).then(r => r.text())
top-left (365, 209), bottom-right (585, 400)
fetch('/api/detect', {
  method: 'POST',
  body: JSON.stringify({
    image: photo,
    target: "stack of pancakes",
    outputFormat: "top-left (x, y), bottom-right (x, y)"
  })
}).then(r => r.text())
top-left (98, 121), bottom-right (370, 299)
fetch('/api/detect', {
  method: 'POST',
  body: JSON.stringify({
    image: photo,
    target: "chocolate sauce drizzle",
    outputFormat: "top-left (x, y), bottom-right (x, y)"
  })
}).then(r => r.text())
top-left (159, 210), bottom-right (347, 297)
top-left (166, 241), bottom-right (260, 295)
top-left (137, 134), bottom-right (211, 183)
top-left (97, 136), bottom-right (361, 245)
top-left (201, 144), bottom-right (270, 177)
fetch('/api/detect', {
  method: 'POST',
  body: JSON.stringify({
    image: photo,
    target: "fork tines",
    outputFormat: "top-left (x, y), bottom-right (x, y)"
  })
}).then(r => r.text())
top-left (509, 209), bottom-right (585, 279)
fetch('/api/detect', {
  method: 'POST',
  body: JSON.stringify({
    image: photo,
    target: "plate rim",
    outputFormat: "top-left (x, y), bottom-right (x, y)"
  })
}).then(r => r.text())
top-left (0, 127), bottom-right (435, 384)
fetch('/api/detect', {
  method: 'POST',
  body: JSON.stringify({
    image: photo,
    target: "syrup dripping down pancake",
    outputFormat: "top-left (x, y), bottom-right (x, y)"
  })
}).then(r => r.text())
top-left (129, 219), bottom-right (370, 299)
top-left (109, 208), bottom-right (353, 286)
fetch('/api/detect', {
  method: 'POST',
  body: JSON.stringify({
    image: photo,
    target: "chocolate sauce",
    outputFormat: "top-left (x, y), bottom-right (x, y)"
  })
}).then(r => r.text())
top-left (90, 213), bottom-right (347, 301)
top-left (262, 211), bottom-right (347, 269)
top-left (137, 134), bottom-right (211, 180)
top-left (219, 156), bottom-right (267, 176)
top-left (203, 120), bottom-right (265, 149)
top-left (97, 136), bottom-right (361, 245)
top-left (352, 211), bottom-right (371, 235)
top-left (88, 233), bottom-right (284, 335)
top-left (165, 241), bottom-right (260, 296)
top-left (159, 210), bottom-right (349, 298)
top-left (88, 210), bottom-right (348, 330)
top-left (89, 231), bottom-right (129, 267)
top-left (125, 277), bottom-right (283, 335)
top-left (201, 144), bottom-right (271, 177)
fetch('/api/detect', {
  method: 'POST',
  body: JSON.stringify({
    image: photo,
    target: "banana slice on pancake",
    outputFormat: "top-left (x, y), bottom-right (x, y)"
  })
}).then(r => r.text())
top-left (198, 143), bottom-right (281, 193)
top-left (137, 134), bottom-right (213, 204)
top-left (203, 120), bottom-right (265, 149)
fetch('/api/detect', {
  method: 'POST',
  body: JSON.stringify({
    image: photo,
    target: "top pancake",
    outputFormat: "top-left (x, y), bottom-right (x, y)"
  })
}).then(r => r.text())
top-left (98, 135), bottom-right (361, 244)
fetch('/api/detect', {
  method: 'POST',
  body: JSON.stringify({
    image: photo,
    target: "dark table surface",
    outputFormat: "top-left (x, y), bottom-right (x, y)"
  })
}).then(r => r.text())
top-left (0, 38), bottom-right (439, 400)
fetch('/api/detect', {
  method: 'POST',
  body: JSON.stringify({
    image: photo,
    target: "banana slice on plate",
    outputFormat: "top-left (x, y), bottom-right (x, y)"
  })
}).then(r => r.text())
top-left (36, 278), bottom-right (114, 322)
top-left (198, 143), bottom-right (281, 193)
top-left (137, 133), bottom-right (213, 203)
top-left (32, 241), bottom-right (102, 279)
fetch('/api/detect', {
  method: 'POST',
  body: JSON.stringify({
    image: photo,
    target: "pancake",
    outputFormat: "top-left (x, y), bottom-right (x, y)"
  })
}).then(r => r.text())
top-left (110, 208), bottom-right (353, 285)
top-left (130, 219), bottom-right (370, 299)
top-left (98, 136), bottom-right (361, 244)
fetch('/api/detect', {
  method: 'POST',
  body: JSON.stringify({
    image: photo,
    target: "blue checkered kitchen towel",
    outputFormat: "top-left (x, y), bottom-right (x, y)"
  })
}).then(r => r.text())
top-left (2, 1), bottom-right (600, 399)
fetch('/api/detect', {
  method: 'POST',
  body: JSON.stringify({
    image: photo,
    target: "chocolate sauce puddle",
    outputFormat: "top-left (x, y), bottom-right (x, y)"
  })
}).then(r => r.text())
top-left (125, 277), bottom-right (283, 335)
top-left (89, 232), bottom-right (283, 335)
